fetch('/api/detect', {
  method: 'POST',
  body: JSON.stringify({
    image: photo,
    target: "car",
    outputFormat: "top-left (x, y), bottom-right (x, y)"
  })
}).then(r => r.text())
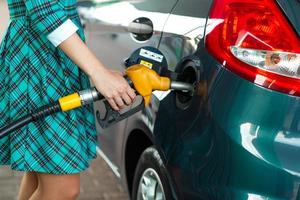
top-left (77, 0), bottom-right (300, 199)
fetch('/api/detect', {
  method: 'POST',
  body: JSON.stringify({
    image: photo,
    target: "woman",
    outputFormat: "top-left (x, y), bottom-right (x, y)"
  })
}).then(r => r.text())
top-left (0, 0), bottom-right (135, 199)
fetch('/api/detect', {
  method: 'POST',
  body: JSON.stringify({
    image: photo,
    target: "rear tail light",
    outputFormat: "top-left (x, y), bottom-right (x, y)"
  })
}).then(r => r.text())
top-left (206, 0), bottom-right (300, 95)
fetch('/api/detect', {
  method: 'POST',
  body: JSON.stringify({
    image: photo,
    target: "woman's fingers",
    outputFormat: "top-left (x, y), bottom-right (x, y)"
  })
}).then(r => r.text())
top-left (122, 93), bottom-right (133, 106)
top-left (91, 67), bottom-right (136, 111)
top-left (106, 87), bottom-right (135, 110)
top-left (107, 99), bottom-right (119, 111)
top-left (109, 89), bottom-right (135, 110)
top-left (114, 96), bottom-right (125, 109)
top-left (127, 88), bottom-right (136, 101)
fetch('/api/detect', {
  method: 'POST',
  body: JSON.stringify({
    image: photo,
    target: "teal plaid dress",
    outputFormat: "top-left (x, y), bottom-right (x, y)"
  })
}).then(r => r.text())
top-left (0, 0), bottom-right (97, 174)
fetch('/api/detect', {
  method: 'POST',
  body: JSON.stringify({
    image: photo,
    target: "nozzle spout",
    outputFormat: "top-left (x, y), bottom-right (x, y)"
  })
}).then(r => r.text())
top-left (170, 81), bottom-right (195, 95)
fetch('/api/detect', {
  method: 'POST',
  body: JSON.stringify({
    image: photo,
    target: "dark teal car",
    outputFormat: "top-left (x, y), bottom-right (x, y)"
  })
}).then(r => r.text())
top-left (78, 0), bottom-right (300, 199)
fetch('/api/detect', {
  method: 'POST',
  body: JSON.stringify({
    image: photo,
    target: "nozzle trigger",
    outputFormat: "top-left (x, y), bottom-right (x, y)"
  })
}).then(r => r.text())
top-left (96, 100), bottom-right (144, 128)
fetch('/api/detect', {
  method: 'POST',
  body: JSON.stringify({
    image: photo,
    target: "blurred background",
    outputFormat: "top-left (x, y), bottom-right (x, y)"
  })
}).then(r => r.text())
top-left (0, 1), bottom-right (128, 199)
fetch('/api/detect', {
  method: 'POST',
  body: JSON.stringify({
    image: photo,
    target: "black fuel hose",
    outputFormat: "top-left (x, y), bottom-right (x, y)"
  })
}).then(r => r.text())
top-left (0, 102), bottom-right (61, 139)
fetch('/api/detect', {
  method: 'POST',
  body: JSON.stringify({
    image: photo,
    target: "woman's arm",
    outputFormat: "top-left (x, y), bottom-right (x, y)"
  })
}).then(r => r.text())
top-left (23, 0), bottom-right (135, 110)
top-left (59, 33), bottom-right (136, 111)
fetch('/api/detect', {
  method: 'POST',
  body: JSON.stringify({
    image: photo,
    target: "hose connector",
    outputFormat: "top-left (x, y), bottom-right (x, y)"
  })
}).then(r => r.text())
top-left (79, 87), bottom-right (102, 105)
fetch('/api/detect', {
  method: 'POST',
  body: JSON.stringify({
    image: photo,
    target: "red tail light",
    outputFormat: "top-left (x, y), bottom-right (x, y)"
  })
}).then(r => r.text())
top-left (206, 0), bottom-right (300, 95)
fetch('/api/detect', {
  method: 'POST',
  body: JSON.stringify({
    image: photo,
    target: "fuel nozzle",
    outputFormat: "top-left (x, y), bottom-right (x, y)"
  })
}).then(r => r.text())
top-left (126, 64), bottom-right (194, 105)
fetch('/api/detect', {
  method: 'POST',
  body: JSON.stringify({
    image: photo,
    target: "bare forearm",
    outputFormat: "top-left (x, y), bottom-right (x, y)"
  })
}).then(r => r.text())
top-left (58, 33), bottom-right (105, 77)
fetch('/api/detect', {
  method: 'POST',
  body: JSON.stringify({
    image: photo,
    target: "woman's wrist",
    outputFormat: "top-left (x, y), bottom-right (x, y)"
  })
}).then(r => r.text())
top-left (88, 63), bottom-right (108, 81)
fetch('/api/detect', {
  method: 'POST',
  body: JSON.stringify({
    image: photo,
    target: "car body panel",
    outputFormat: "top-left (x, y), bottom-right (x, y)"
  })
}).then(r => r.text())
top-left (276, 0), bottom-right (300, 36)
top-left (155, 49), bottom-right (300, 198)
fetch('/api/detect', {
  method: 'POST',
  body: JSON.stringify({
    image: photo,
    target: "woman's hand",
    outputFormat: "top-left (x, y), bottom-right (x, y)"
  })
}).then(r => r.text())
top-left (58, 33), bottom-right (136, 111)
top-left (90, 67), bottom-right (136, 111)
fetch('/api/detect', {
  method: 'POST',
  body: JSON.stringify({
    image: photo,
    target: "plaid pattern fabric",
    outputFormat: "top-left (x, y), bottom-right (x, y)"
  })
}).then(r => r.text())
top-left (0, 0), bottom-right (97, 174)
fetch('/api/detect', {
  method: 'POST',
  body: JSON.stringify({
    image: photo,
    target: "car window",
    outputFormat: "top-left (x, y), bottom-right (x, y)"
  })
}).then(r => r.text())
top-left (79, 0), bottom-right (178, 13)
top-left (158, 0), bottom-right (212, 71)
top-left (129, 0), bottom-right (178, 13)
top-left (171, 0), bottom-right (211, 18)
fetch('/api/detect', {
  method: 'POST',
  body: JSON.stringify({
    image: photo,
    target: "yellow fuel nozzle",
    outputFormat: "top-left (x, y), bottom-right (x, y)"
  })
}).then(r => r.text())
top-left (126, 64), bottom-right (171, 106)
